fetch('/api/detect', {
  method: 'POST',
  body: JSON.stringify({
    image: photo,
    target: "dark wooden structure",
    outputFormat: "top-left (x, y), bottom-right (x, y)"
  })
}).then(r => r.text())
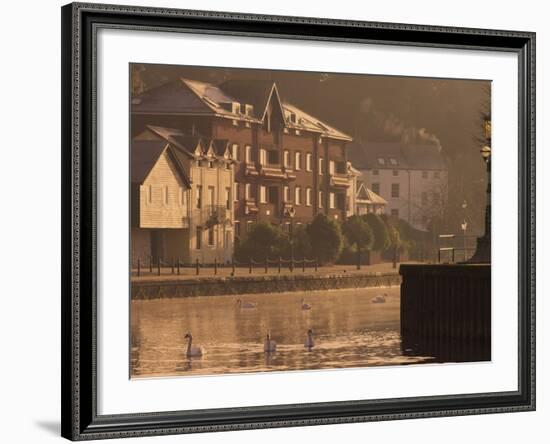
top-left (400, 264), bottom-right (491, 362)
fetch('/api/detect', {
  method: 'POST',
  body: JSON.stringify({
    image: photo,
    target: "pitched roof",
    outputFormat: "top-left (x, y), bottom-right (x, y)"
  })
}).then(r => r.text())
top-left (348, 142), bottom-right (447, 170)
top-left (356, 181), bottom-right (387, 205)
top-left (131, 140), bottom-right (191, 188)
top-left (132, 77), bottom-right (352, 141)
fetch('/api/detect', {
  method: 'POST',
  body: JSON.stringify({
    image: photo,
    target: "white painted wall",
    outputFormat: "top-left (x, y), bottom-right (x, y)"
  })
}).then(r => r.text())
top-left (0, 1), bottom-right (545, 444)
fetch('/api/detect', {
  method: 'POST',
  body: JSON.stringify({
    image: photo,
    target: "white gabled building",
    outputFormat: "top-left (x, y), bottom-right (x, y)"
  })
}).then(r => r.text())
top-left (348, 142), bottom-right (448, 231)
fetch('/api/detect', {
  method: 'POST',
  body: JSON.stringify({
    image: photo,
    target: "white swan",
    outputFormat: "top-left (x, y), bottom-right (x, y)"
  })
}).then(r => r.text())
top-left (184, 333), bottom-right (204, 358)
top-left (304, 329), bottom-right (315, 350)
top-left (301, 298), bottom-right (312, 310)
top-left (263, 332), bottom-right (277, 353)
top-left (371, 293), bottom-right (387, 304)
top-left (237, 299), bottom-right (257, 309)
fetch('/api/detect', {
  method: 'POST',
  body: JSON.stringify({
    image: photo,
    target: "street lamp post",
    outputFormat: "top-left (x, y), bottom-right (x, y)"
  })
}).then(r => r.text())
top-left (461, 200), bottom-right (468, 261)
top-left (468, 118), bottom-right (491, 264)
top-left (288, 207), bottom-right (296, 272)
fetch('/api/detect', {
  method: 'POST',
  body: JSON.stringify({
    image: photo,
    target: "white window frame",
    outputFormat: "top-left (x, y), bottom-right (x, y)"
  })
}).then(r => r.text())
top-left (318, 157), bottom-right (324, 175)
top-left (306, 187), bottom-right (312, 206)
top-left (318, 190), bottom-right (323, 208)
top-left (260, 185), bottom-right (267, 203)
top-left (245, 145), bottom-right (252, 163)
top-left (283, 185), bottom-right (290, 203)
top-left (329, 192), bottom-right (335, 209)
top-left (259, 148), bottom-right (267, 166)
top-left (245, 183), bottom-right (251, 200)
top-left (231, 143), bottom-right (239, 161)
top-left (234, 183), bottom-right (239, 202)
top-left (329, 160), bottom-right (335, 175)
top-left (306, 153), bottom-right (312, 172)
top-left (295, 152), bottom-right (302, 170)
top-left (283, 150), bottom-right (291, 168)
top-left (295, 186), bottom-right (302, 205)
top-left (208, 186), bottom-right (215, 206)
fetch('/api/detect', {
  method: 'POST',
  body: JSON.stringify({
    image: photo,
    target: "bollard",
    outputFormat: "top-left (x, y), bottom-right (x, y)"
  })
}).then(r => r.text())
top-left (232, 257), bottom-right (235, 275)
top-left (214, 258), bottom-right (218, 275)
top-left (177, 257), bottom-right (180, 275)
top-left (315, 258), bottom-right (318, 272)
top-left (357, 250), bottom-right (361, 270)
top-left (302, 257), bottom-right (305, 272)
top-left (157, 258), bottom-right (161, 276)
top-left (171, 257), bottom-right (175, 274)
top-left (265, 256), bottom-right (268, 274)
top-left (149, 255), bottom-right (153, 273)
top-left (249, 259), bottom-right (252, 274)
top-left (278, 257), bottom-right (281, 274)
top-left (290, 256), bottom-right (294, 273)
top-left (195, 258), bottom-right (199, 275)
top-left (137, 257), bottom-right (141, 277)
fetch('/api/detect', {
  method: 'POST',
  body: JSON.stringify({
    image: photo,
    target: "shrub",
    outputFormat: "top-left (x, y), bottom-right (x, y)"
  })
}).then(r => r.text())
top-left (306, 214), bottom-right (343, 265)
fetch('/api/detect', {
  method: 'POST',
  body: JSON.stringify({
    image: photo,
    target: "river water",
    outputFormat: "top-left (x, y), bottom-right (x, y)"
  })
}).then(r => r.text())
top-left (130, 286), bottom-right (433, 378)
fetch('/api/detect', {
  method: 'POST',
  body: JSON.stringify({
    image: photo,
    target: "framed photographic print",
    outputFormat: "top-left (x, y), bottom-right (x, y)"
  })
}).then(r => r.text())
top-left (61, 2), bottom-right (536, 440)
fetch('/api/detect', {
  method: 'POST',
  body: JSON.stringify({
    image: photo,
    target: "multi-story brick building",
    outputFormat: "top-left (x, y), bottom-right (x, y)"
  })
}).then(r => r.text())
top-left (348, 142), bottom-right (448, 231)
top-left (132, 77), bottom-right (353, 242)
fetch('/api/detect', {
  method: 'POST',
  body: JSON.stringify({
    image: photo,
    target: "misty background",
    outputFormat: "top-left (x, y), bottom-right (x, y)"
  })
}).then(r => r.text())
top-left (132, 64), bottom-right (490, 235)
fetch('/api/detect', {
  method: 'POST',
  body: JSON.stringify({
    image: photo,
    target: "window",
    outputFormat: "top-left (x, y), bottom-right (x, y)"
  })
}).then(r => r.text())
top-left (337, 194), bottom-right (346, 210)
top-left (422, 171), bottom-right (428, 179)
top-left (389, 158), bottom-right (398, 166)
top-left (306, 187), bottom-right (312, 206)
top-left (283, 186), bottom-right (290, 203)
top-left (283, 150), bottom-right (291, 168)
top-left (392, 170), bottom-right (399, 176)
top-left (195, 185), bottom-right (202, 209)
top-left (433, 192), bottom-right (441, 205)
top-left (208, 227), bottom-right (215, 246)
top-left (225, 187), bottom-right (231, 210)
top-left (295, 186), bottom-right (302, 205)
top-left (318, 157), bottom-right (324, 174)
top-left (195, 227), bottom-right (202, 250)
top-left (245, 183), bottom-right (251, 200)
top-left (377, 158), bottom-right (386, 166)
top-left (371, 183), bottom-right (380, 195)
top-left (234, 221), bottom-right (241, 238)
top-left (163, 186), bottom-right (169, 205)
top-left (259, 148), bottom-right (267, 166)
top-left (329, 192), bottom-right (335, 209)
top-left (284, 222), bottom-right (291, 233)
top-left (268, 186), bottom-right (278, 204)
top-left (372, 169), bottom-right (379, 176)
top-left (434, 171), bottom-right (441, 179)
top-left (391, 209), bottom-right (399, 218)
top-left (329, 160), bottom-right (335, 175)
top-left (147, 185), bottom-right (153, 204)
top-left (231, 144), bottom-right (239, 161)
top-left (260, 185), bottom-right (267, 203)
top-left (208, 160), bottom-right (214, 169)
top-left (208, 186), bottom-right (215, 206)
top-left (421, 192), bottom-right (428, 205)
top-left (233, 183), bottom-right (239, 201)
top-left (246, 220), bottom-right (253, 232)
top-left (245, 145), bottom-right (252, 163)
top-left (179, 187), bottom-right (185, 207)
top-left (295, 152), bottom-right (302, 170)
top-left (318, 191), bottom-right (323, 208)
top-left (306, 153), bottom-right (312, 171)
top-left (268, 150), bottom-right (279, 165)
top-left (391, 183), bottom-right (400, 198)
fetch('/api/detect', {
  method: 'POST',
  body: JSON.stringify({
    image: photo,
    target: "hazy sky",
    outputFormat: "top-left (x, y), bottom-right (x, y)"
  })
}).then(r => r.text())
top-left (133, 64), bottom-right (490, 233)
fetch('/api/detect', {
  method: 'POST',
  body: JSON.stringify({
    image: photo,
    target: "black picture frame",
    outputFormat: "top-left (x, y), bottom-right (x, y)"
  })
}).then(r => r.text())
top-left (61, 2), bottom-right (536, 440)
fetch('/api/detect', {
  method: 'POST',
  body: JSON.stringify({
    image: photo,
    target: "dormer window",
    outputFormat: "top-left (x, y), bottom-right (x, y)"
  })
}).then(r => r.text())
top-left (389, 158), bottom-right (398, 166)
top-left (377, 158), bottom-right (385, 166)
top-left (289, 113), bottom-right (297, 124)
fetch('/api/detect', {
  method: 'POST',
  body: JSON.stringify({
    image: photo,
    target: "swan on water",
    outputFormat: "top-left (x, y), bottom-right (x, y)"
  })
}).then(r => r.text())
top-left (237, 299), bottom-right (257, 309)
top-left (264, 332), bottom-right (277, 353)
top-left (371, 293), bottom-right (387, 304)
top-left (301, 298), bottom-right (312, 310)
top-left (304, 329), bottom-right (315, 350)
top-left (184, 333), bottom-right (204, 358)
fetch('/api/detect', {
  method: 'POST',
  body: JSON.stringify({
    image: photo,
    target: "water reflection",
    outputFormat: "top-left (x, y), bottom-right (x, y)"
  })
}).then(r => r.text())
top-left (130, 286), bottom-right (433, 378)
